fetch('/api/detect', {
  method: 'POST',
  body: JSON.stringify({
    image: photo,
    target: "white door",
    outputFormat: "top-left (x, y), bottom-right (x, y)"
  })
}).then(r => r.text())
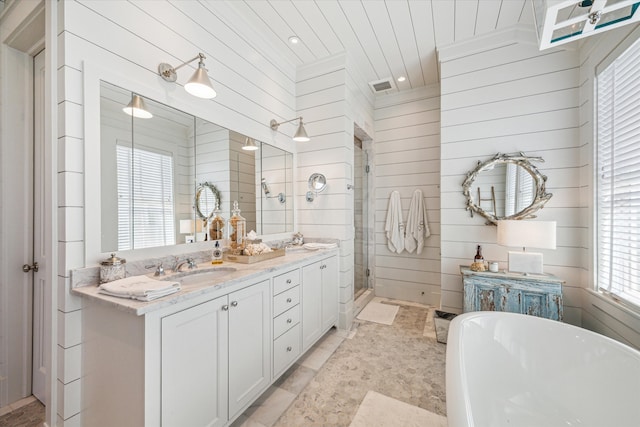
top-left (302, 261), bottom-right (322, 351)
top-left (31, 49), bottom-right (47, 402)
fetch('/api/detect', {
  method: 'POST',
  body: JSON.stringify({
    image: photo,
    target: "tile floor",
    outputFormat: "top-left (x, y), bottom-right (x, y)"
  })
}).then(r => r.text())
top-left (0, 396), bottom-right (44, 427)
top-left (0, 299), bottom-right (446, 427)
top-left (234, 300), bottom-right (446, 427)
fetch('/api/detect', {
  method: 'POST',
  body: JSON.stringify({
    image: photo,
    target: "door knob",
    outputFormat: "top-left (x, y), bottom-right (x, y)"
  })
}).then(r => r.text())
top-left (22, 262), bottom-right (39, 273)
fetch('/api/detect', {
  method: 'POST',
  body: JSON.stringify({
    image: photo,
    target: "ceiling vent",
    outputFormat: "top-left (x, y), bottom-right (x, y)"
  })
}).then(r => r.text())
top-left (368, 77), bottom-right (395, 93)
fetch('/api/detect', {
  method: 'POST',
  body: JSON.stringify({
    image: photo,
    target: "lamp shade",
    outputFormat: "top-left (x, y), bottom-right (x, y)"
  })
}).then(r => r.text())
top-left (497, 220), bottom-right (556, 250)
top-left (179, 219), bottom-right (194, 234)
top-left (293, 120), bottom-right (310, 142)
top-left (242, 137), bottom-right (259, 151)
top-left (122, 94), bottom-right (153, 119)
top-left (184, 62), bottom-right (217, 99)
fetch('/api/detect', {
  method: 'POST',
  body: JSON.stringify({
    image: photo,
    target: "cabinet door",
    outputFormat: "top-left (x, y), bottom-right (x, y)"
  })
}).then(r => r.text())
top-left (302, 260), bottom-right (322, 351)
top-left (228, 279), bottom-right (271, 418)
top-left (162, 296), bottom-right (228, 427)
top-left (321, 255), bottom-right (339, 330)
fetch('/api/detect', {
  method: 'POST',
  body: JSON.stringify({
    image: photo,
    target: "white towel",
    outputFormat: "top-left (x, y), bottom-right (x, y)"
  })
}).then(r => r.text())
top-left (99, 275), bottom-right (181, 302)
top-left (404, 189), bottom-right (431, 254)
top-left (384, 191), bottom-right (405, 253)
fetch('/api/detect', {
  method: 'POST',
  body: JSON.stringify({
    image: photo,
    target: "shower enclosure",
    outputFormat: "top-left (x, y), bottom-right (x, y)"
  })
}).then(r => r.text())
top-left (354, 137), bottom-right (369, 300)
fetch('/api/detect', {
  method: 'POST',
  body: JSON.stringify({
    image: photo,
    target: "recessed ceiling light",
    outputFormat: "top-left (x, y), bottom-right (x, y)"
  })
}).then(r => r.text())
top-left (397, 76), bottom-right (406, 82)
top-left (288, 36), bottom-right (300, 45)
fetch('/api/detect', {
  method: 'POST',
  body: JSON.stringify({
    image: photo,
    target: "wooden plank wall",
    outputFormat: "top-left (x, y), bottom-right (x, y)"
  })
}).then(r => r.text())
top-left (439, 28), bottom-right (583, 325)
top-left (58, 1), bottom-right (297, 423)
top-left (372, 86), bottom-right (442, 305)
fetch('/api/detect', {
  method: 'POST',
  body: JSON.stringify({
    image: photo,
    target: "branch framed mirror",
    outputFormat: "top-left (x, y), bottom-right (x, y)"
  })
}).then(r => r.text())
top-left (462, 152), bottom-right (553, 225)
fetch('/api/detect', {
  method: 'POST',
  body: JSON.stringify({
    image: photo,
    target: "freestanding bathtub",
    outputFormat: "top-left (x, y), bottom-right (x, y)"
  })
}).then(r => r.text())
top-left (446, 311), bottom-right (640, 427)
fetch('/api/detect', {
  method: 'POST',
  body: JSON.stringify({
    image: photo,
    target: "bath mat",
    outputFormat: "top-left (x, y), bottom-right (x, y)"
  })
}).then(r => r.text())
top-left (349, 390), bottom-right (448, 427)
top-left (356, 301), bottom-right (399, 325)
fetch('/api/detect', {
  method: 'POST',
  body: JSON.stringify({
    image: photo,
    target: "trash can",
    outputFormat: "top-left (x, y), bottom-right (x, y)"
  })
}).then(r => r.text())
top-left (434, 310), bottom-right (458, 344)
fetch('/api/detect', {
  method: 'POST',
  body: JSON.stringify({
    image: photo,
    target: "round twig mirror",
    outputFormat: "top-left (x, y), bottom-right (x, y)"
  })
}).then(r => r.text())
top-left (195, 182), bottom-right (221, 221)
top-left (462, 152), bottom-right (552, 225)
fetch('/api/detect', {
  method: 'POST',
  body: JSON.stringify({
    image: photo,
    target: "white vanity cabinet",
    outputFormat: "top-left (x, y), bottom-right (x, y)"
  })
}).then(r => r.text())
top-left (161, 279), bottom-right (271, 426)
top-left (301, 255), bottom-right (339, 351)
top-left (77, 249), bottom-right (340, 427)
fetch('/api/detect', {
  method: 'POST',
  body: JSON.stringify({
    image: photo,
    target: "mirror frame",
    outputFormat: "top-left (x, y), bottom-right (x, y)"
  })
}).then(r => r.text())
top-left (308, 173), bottom-right (327, 192)
top-left (195, 181), bottom-right (222, 221)
top-left (462, 152), bottom-right (552, 225)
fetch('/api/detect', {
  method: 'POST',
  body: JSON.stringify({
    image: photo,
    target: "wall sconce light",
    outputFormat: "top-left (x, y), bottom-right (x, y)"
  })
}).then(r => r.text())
top-left (242, 137), bottom-right (259, 151)
top-left (158, 52), bottom-right (217, 99)
top-left (497, 220), bottom-right (556, 274)
top-left (122, 94), bottom-right (153, 119)
top-left (261, 178), bottom-right (286, 203)
top-left (270, 116), bottom-right (310, 142)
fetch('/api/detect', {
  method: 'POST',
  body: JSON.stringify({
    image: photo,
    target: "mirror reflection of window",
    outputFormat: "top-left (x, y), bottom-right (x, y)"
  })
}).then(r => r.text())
top-left (505, 163), bottom-right (535, 217)
top-left (116, 145), bottom-right (176, 250)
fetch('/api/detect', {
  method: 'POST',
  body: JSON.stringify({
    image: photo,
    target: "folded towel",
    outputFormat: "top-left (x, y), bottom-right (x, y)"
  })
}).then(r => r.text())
top-left (303, 242), bottom-right (337, 250)
top-left (99, 276), bottom-right (181, 301)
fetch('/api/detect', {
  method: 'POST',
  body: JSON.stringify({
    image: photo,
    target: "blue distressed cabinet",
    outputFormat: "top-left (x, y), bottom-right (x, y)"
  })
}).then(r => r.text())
top-left (461, 266), bottom-right (564, 321)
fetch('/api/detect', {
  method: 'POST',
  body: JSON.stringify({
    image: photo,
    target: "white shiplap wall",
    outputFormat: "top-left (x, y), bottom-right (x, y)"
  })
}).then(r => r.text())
top-left (578, 24), bottom-right (640, 349)
top-left (296, 54), bottom-right (356, 328)
top-left (58, 0), bottom-right (297, 423)
top-left (439, 26), bottom-right (583, 325)
top-left (373, 86), bottom-right (442, 305)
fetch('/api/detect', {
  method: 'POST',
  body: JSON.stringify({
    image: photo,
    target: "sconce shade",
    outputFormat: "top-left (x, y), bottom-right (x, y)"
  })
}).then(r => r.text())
top-left (497, 220), bottom-right (556, 249)
top-left (122, 94), bottom-right (153, 119)
top-left (270, 116), bottom-right (311, 142)
top-left (158, 53), bottom-right (216, 99)
top-left (184, 62), bottom-right (217, 99)
top-left (293, 120), bottom-right (310, 142)
top-left (242, 137), bottom-right (259, 151)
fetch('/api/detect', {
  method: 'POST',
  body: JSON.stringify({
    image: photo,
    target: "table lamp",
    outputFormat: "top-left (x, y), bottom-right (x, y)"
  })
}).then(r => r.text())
top-left (497, 220), bottom-right (556, 274)
top-left (180, 219), bottom-right (195, 243)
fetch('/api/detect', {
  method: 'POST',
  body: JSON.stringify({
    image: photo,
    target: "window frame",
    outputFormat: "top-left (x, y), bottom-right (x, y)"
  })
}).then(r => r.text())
top-left (594, 31), bottom-right (640, 310)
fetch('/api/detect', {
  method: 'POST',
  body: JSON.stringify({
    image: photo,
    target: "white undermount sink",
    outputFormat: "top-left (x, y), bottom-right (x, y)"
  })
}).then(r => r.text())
top-left (165, 266), bottom-right (237, 286)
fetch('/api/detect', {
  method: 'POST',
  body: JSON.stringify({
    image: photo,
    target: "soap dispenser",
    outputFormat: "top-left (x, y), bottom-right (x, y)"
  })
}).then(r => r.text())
top-left (228, 200), bottom-right (246, 255)
top-left (212, 241), bottom-right (223, 265)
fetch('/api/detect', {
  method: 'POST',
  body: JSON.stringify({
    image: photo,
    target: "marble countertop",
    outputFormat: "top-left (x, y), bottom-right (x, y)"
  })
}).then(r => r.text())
top-left (72, 247), bottom-right (338, 316)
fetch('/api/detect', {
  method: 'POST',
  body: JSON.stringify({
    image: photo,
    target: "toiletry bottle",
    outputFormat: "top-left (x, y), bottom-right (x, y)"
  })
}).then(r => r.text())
top-left (212, 241), bottom-right (223, 265)
top-left (474, 245), bottom-right (484, 262)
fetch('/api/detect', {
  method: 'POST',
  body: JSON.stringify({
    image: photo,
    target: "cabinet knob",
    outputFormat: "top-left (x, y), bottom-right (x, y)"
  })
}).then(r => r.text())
top-left (286, 346), bottom-right (292, 352)
top-left (287, 318), bottom-right (292, 323)
top-left (286, 297), bottom-right (292, 303)
top-left (286, 279), bottom-right (291, 284)
top-left (231, 301), bottom-right (238, 307)
top-left (222, 305), bottom-right (229, 311)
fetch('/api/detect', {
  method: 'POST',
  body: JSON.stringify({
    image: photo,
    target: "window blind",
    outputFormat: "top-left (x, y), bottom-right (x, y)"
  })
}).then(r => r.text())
top-left (596, 35), bottom-right (640, 307)
top-left (116, 145), bottom-right (176, 250)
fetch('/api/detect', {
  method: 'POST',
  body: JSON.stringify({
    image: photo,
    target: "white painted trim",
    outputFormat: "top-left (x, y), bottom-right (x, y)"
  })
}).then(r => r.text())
top-left (437, 24), bottom-right (572, 63)
top-left (374, 83), bottom-right (441, 108)
top-left (44, 1), bottom-right (57, 425)
top-left (297, 52), bottom-right (347, 82)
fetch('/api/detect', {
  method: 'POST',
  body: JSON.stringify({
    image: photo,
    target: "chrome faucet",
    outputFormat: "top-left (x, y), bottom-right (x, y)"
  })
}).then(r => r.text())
top-left (145, 263), bottom-right (165, 276)
top-left (175, 258), bottom-right (197, 272)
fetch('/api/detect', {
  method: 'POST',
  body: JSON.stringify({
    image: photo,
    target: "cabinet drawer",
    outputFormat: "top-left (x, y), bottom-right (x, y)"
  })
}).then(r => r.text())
top-left (273, 285), bottom-right (300, 317)
top-left (273, 323), bottom-right (301, 377)
top-left (273, 304), bottom-right (300, 339)
top-left (273, 269), bottom-right (300, 295)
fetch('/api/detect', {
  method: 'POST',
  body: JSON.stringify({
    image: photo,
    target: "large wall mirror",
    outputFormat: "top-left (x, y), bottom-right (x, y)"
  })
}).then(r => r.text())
top-left (99, 81), bottom-right (293, 253)
top-left (462, 152), bottom-right (552, 225)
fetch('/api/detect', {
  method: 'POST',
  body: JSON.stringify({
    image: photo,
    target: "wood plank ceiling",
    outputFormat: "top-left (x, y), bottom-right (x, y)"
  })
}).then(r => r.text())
top-left (228, 0), bottom-right (535, 94)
